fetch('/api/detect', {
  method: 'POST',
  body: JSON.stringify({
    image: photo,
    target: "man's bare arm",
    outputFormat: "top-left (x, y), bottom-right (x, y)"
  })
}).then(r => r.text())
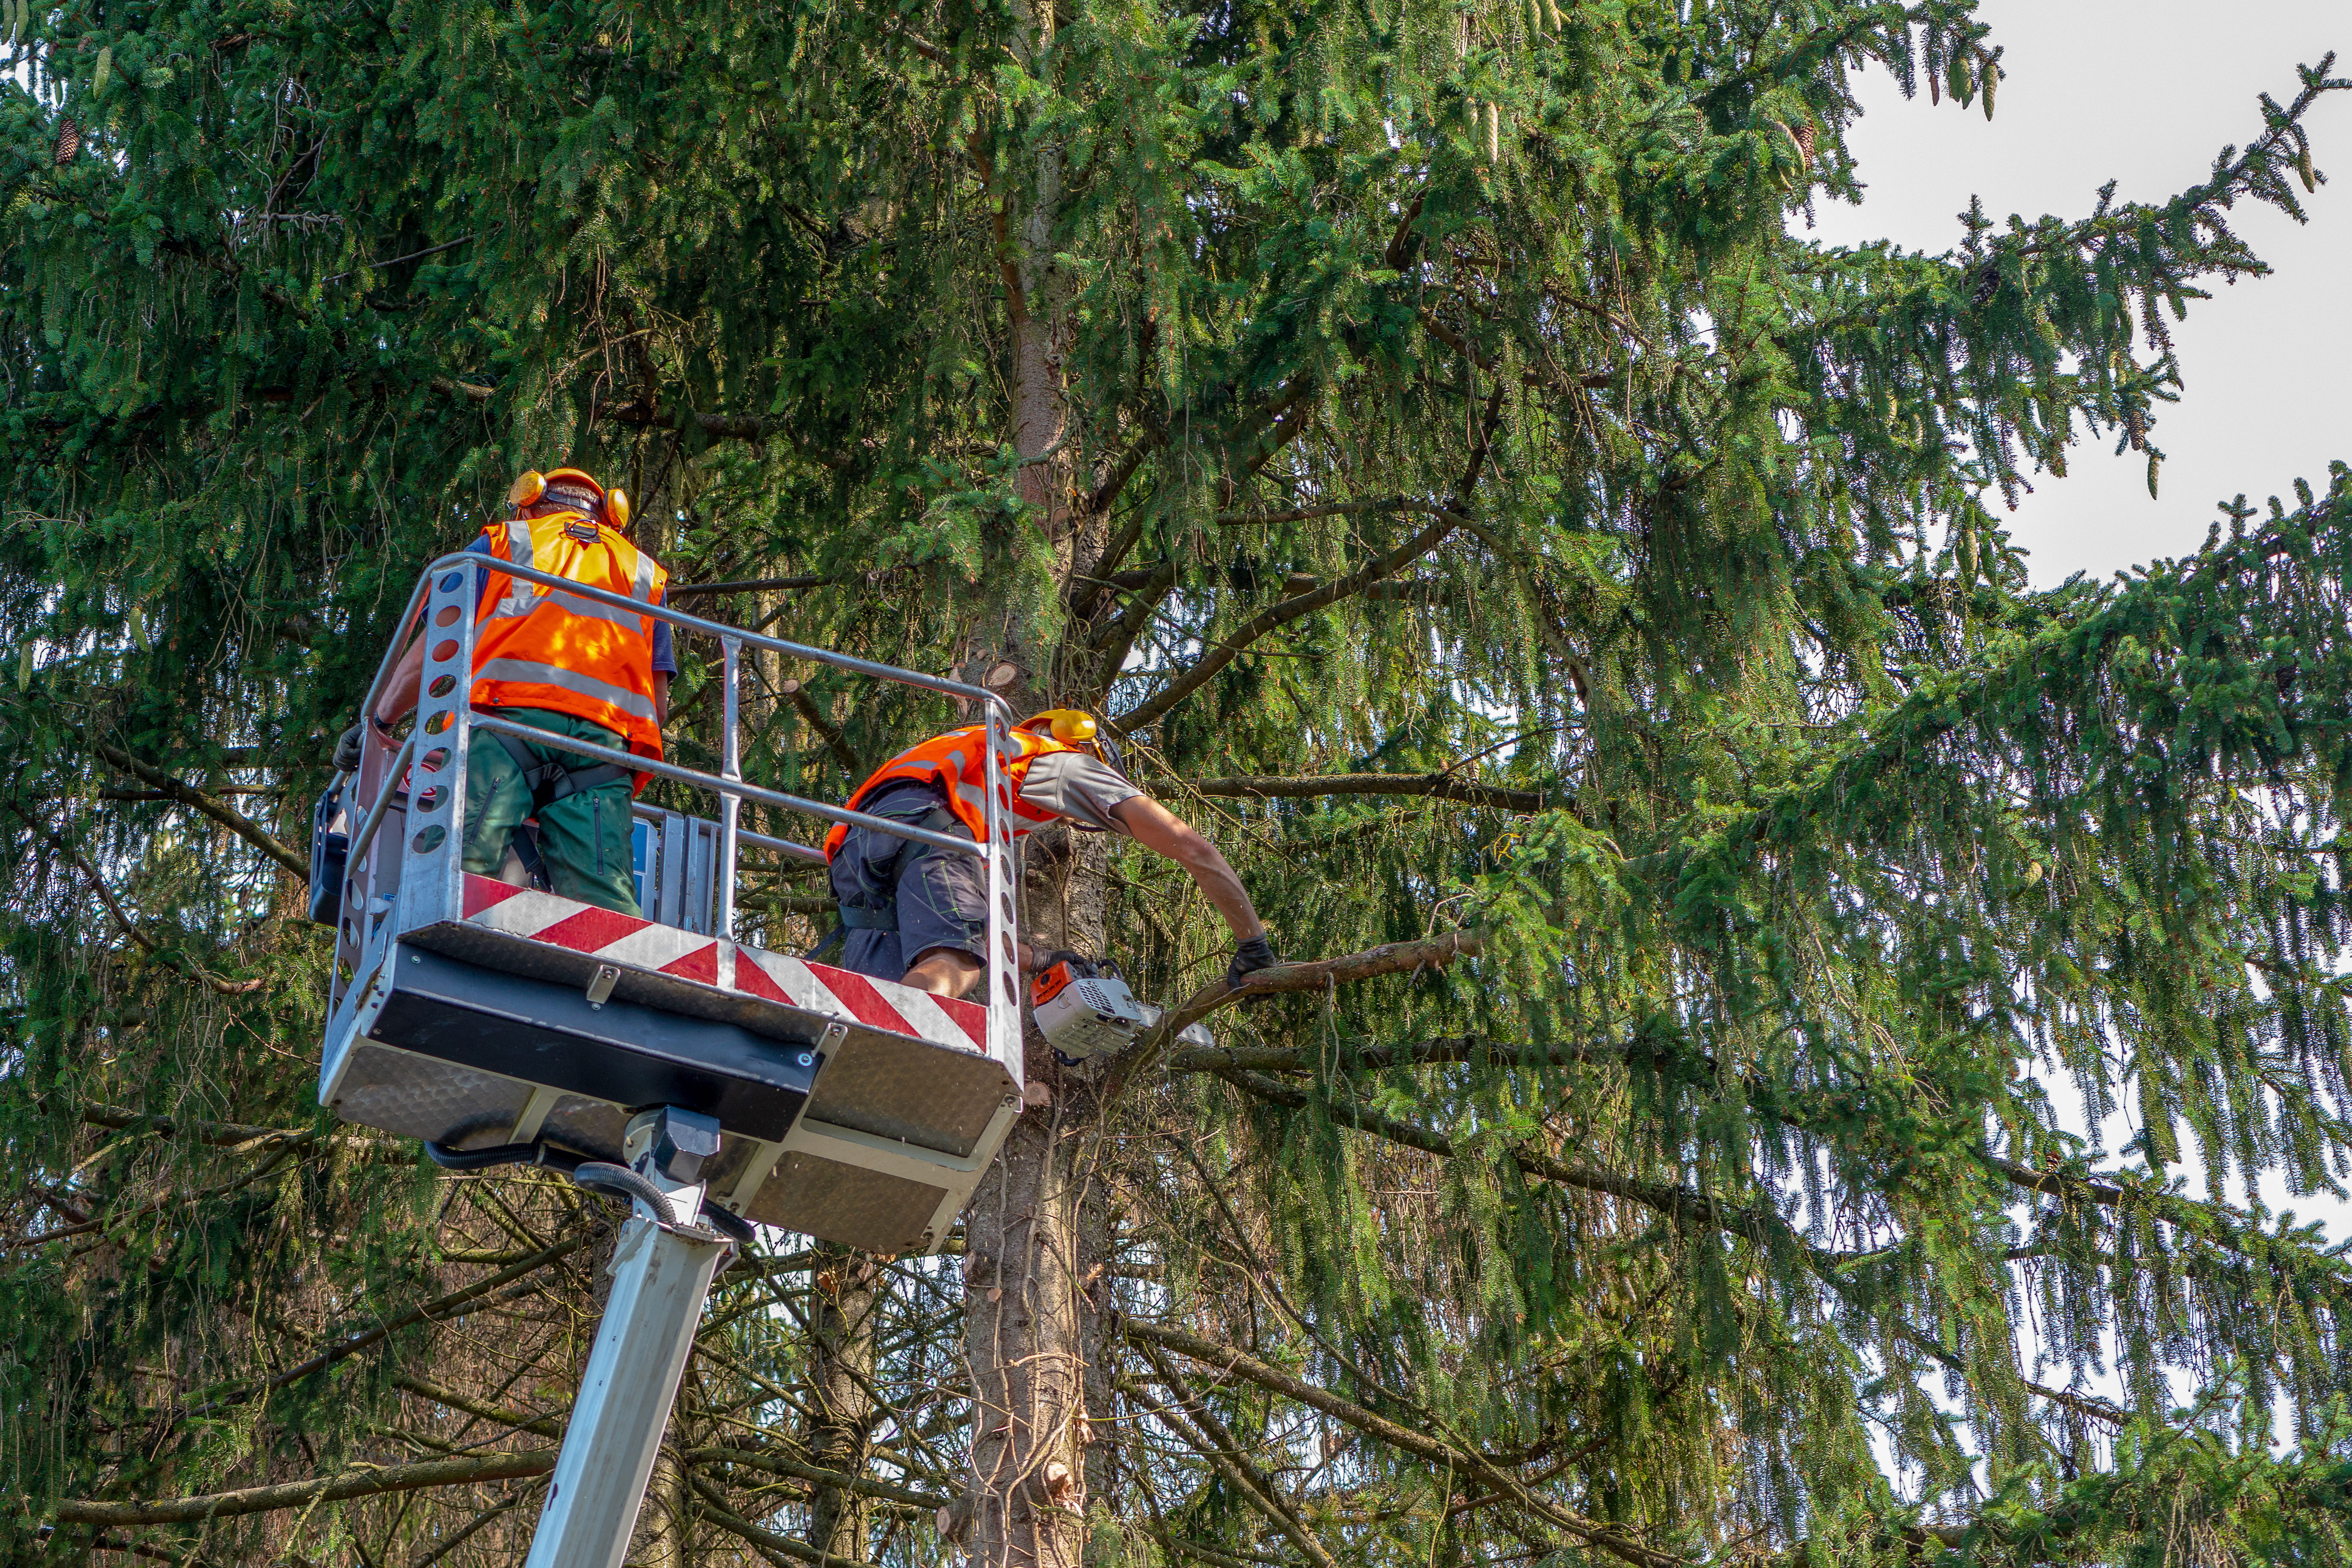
top-left (1109, 795), bottom-right (1266, 942)
top-left (372, 633), bottom-right (429, 728)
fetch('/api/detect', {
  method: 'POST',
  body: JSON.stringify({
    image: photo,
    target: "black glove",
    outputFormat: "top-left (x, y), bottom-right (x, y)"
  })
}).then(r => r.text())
top-left (1029, 948), bottom-right (1096, 978)
top-left (333, 723), bottom-right (366, 774)
top-left (1227, 935), bottom-right (1280, 1001)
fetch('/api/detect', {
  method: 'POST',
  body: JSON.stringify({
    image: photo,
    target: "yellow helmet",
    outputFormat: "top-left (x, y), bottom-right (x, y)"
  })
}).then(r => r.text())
top-left (507, 466), bottom-right (631, 531)
top-left (1018, 709), bottom-right (1097, 744)
top-left (1017, 709), bottom-right (1121, 769)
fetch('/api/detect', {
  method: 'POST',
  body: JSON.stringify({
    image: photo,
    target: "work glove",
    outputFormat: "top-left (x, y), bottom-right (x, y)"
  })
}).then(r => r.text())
top-left (332, 723), bottom-right (366, 774)
top-left (1226, 934), bottom-right (1280, 1003)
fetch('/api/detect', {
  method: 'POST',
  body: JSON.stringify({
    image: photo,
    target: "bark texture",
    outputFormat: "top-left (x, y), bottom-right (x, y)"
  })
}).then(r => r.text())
top-left (805, 1244), bottom-right (886, 1562)
top-left (959, 824), bottom-right (1111, 1568)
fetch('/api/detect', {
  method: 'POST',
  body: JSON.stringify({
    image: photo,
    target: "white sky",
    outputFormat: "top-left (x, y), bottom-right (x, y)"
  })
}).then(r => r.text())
top-left (1809, 0), bottom-right (2352, 587)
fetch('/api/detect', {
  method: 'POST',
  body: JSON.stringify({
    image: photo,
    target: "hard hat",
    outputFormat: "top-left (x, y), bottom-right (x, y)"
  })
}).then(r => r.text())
top-left (1018, 709), bottom-right (1096, 743)
top-left (1018, 709), bottom-right (1122, 771)
top-left (507, 467), bottom-right (630, 531)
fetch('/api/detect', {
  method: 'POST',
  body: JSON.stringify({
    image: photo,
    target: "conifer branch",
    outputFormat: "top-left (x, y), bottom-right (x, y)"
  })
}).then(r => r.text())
top-left (7, 1141), bottom-right (312, 1249)
top-left (1163, 1037), bottom-right (1602, 1074)
top-left (1134, 1340), bottom-right (1336, 1562)
top-left (91, 741), bottom-right (308, 875)
top-left (685, 1444), bottom-right (954, 1509)
top-left (1190, 772), bottom-right (1550, 812)
top-left (1119, 1320), bottom-right (1679, 1568)
top-left (1122, 1373), bottom-right (1341, 1568)
top-left (1109, 930), bottom-right (1487, 1105)
top-left (80, 1104), bottom-right (373, 1151)
top-left (776, 679), bottom-right (863, 774)
top-left (82, 1536), bottom-right (197, 1566)
top-left (41, 837), bottom-right (270, 996)
top-left (668, 575), bottom-right (840, 598)
top-left (1117, 505), bottom-right (1469, 730)
top-left (394, 1374), bottom-right (564, 1438)
top-left (186, 1235), bottom-right (592, 1417)
top-left (1138, 1525), bottom-right (1261, 1568)
top-left (1121, 384), bottom-right (1503, 730)
top-left (49, 1450), bottom-right (556, 1527)
top-left (1211, 1067), bottom-right (1830, 1264)
top-left (588, 396), bottom-right (860, 469)
top-left (1417, 310), bottom-right (1613, 395)
top-left (687, 1473), bottom-right (885, 1568)
top-left (1084, 420), bottom-right (1166, 525)
top-left (1211, 495), bottom-right (1439, 528)
top-left (1088, 560), bottom-right (1178, 658)
top-left (399, 1489), bottom-right (536, 1568)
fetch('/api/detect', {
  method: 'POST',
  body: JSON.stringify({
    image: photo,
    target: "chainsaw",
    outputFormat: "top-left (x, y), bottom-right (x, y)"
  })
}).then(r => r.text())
top-left (1031, 954), bottom-right (1213, 1063)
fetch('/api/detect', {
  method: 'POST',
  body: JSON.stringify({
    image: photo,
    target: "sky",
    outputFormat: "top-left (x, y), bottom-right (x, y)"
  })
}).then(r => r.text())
top-left (1806, 0), bottom-right (2352, 588)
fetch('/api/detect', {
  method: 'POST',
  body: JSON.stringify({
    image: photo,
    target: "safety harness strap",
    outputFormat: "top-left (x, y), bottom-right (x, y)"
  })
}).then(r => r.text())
top-left (488, 728), bottom-right (636, 814)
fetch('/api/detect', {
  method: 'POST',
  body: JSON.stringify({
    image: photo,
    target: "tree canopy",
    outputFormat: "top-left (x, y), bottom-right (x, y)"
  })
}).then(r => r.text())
top-left (7, 0), bottom-right (2352, 1561)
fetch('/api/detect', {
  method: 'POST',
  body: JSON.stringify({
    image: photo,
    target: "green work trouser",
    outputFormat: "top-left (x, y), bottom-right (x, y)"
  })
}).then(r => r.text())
top-left (463, 707), bottom-right (641, 916)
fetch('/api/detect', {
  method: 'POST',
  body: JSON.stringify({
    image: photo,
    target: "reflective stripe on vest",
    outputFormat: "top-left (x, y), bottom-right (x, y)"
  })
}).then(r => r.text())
top-left (821, 725), bottom-right (1080, 861)
top-left (472, 657), bottom-right (660, 723)
top-left (471, 513), bottom-right (667, 759)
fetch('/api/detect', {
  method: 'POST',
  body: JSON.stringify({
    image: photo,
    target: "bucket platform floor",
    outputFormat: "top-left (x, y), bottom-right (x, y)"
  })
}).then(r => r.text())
top-left (323, 875), bottom-right (1019, 1254)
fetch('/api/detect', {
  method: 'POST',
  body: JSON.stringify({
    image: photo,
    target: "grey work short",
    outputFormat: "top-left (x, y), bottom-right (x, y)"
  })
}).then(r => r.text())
top-left (827, 786), bottom-right (989, 981)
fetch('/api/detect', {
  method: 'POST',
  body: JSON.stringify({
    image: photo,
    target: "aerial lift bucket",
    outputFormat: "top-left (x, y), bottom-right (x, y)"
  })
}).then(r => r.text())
top-left (315, 554), bottom-right (1028, 1566)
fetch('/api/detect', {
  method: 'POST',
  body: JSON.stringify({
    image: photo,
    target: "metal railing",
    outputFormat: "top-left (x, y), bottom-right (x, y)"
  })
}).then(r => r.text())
top-left (328, 551), bottom-right (1024, 1065)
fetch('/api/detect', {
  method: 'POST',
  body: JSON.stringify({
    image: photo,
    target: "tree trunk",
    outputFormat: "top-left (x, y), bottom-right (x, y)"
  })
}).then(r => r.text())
top-left (999, 0), bottom-right (1071, 539)
top-left (955, 0), bottom-right (1114, 1547)
top-left (805, 1244), bottom-right (885, 1562)
top-left (632, 1449), bottom-right (689, 1568)
top-left (959, 825), bottom-right (1111, 1568)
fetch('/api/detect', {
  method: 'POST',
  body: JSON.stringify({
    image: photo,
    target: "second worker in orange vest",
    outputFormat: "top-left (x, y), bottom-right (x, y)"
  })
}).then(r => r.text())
top-left (356, 466), bottom-right (674, 915)
top-left (824, 711), bottom-right (1279, 998)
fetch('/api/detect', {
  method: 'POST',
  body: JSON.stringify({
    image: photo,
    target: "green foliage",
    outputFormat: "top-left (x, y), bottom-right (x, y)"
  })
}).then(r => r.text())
top-left (6, 0), bottom-right (2352, 1558)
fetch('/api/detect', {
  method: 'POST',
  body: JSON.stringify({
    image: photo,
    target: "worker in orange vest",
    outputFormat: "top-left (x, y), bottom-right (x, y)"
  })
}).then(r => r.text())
top-left (822, 711), bottom-right (1279, 998)
top-left (336, 467), bottom-right (675, 915)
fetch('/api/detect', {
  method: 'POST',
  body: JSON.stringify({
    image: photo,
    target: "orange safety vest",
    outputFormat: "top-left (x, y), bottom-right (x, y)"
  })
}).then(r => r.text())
top-left (823, 725), bottom-right (1084, 860)
top-left (471, 512), bottom-right (668, 762)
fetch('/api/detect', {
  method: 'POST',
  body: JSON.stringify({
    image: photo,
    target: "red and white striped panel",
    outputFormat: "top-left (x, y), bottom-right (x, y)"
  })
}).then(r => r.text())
top-left (460, 874), bottom-right (988, 1053)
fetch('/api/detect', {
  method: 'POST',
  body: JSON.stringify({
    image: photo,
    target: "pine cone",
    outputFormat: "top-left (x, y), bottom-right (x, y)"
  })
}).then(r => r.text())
top-left (1970, 262), bottom-right (1998, 307)
top-left (53, 116), bottom-right (79, 165)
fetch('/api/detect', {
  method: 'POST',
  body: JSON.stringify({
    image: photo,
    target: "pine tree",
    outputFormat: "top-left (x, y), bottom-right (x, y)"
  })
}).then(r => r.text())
top-left (7, 0), bottom-right (2352, 1560)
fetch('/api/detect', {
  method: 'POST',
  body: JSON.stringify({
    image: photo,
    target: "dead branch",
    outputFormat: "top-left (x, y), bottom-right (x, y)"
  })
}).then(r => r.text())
top-left (52, 1451), bottom-right (555, 1528)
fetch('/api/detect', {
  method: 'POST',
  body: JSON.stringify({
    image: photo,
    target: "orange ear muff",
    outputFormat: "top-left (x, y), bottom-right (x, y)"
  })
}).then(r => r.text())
top-left (604, 487), bottom-right (630, 531)
top-left (507, 470), bottom-right (548, 509)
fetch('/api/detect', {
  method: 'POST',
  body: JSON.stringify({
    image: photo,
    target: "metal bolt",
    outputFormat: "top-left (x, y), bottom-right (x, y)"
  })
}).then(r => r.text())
top-left (795, 1051), bottom-right (815, 1067)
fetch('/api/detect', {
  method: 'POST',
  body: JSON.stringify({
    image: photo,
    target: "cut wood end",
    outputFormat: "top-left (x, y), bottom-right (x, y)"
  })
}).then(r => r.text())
top-left (1022, 1081), bottom-right (1053, 1109)
top-left (985, 662), bottom-right (1021, 689)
